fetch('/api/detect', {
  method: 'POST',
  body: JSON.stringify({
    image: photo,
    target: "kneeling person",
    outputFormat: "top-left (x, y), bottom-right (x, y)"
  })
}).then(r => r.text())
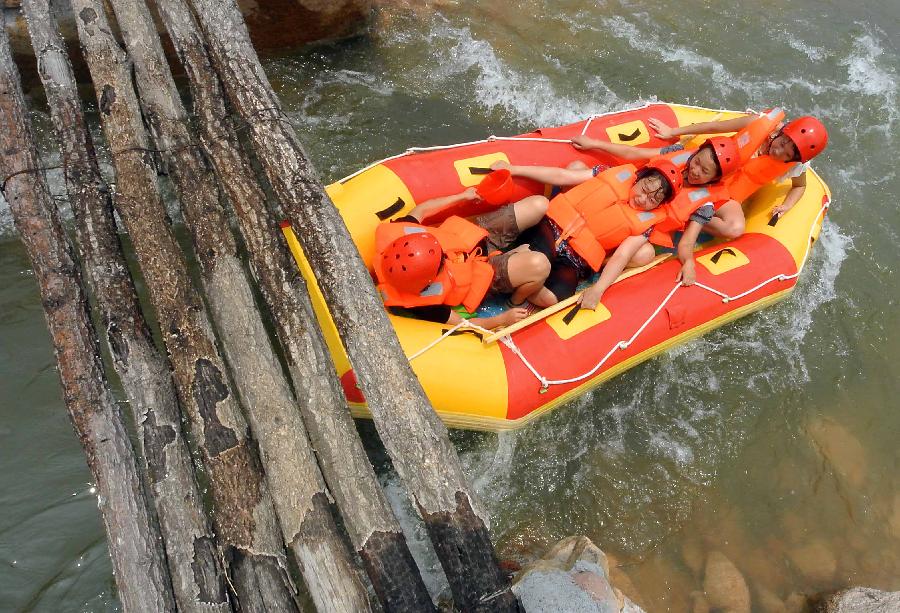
top-left (374, 188), bottom-right (551, 328)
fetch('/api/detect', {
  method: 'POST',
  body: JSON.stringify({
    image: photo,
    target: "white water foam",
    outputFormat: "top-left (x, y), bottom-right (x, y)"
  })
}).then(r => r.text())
top-left (417, 18), bottom-right (633, 127)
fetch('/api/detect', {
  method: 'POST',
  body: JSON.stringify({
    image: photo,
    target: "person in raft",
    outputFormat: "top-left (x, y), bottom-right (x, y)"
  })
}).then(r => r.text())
top-left (488, 159), bottom-right (683, 310)
top-left (569, 109), bottom-right (827, 283)
top-left (373, 188), bottom-right (551, 328)
top-left (565, 134), bottom-right (741, 286)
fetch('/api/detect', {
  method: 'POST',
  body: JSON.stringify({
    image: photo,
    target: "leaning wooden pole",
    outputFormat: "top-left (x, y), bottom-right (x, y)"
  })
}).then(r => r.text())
top-left (186, 1), bottom-right (518, 610)
top-left (153, 0), bottom-right (437, 609)
top-left (0, 19), bottom-right (176, 613)
top-left (68, 2), bottom-right (300, 610)
top-left (105, 0), bottom-right (373, 609)
top-left (18, 2), bottom-right (231, 610)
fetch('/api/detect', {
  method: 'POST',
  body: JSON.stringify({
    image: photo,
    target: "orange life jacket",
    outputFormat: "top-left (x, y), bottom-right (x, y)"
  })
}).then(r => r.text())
top-left (724, 155), bottom-right (796, 203)
top-left (724, 108), bottom-right (797, 202)
top-left (648, 151), bottom-right (730, 238)
top-left (374, 216), bottom-right (495, 313)
top-left (733, 108), bottom-right (786, 164)
top-left (546, 165), bottom-right (669, 271)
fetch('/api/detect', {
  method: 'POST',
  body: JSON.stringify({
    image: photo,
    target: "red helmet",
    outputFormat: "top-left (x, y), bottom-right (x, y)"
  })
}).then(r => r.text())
top-left (702, 136), bottom-right (740, 177)
top-left (645, 157), bottom-right (683, 200)
top-left (781, 116), bottom-right (828, 162)
top-left (380, 232), bottom-right (443, 294)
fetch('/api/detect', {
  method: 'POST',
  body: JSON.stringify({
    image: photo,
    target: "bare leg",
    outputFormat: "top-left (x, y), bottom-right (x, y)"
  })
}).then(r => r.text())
top-left (626, 242), bottom-right (656, 268)
top-left (704, 200), bottom-right (745, 239)
top-left (526, 286), bottom-right (560, 308)
top-left (506, 250), bottom-right (551, 305)
top-left (511, 195), bottom-right (549, 232)
top-left (567, 160), bottom-right (589, 170)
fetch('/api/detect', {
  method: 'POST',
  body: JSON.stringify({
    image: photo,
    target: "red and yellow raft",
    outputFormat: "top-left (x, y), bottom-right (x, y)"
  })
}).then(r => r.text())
top-left (282, 103), bottom-right (830, 431)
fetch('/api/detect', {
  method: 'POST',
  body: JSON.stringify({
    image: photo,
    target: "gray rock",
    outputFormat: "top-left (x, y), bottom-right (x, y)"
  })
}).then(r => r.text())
top-left (512, 536), bottom-right (645, 613)
top-left (820, 588), bottom-right (900, 612)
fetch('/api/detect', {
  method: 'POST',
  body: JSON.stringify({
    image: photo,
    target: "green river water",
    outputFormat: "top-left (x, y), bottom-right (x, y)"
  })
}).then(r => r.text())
top-left (1, 1), bottom-right (898, 610)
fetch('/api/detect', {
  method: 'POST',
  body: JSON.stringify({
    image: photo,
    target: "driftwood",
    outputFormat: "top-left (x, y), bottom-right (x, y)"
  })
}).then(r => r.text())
top-left (68, 1), bottom-right (302, 610)
top-left (17, 1), bottom-right (231, 610)
top-left (105, 0), bottom-right (374, 609)
top-left (0, 17), bottom-right (176, 612)
top-left (153, 0), bottom-right (437, 609)
top-left (186, 0), bottom-right (518, 609)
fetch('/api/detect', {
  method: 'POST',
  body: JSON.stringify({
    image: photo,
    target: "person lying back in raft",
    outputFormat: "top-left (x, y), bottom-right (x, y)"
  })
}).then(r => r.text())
top-left (646, 109), bottom-right (828, 234)
top-left (373, 188), bottom-right (551, 328)
top-left (569, 109), bottom-right (827, 283)
top-left (488, 159), bottom-right (682, 310)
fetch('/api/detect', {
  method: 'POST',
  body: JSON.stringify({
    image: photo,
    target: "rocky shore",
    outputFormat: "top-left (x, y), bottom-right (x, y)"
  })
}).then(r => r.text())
top-left (513, 537), bottom-right (899, 613)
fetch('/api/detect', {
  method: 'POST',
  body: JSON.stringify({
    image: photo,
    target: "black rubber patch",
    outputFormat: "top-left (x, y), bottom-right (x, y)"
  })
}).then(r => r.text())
top-left (375, 197), bottom-right (405, 220)
top-left (468, 166), bottom-right (492, 174)
top-left (617, 128), bottom-right (642, 142)
top-left (710, 248), bottom-right (737, 264)
top-left (768, 214), bottom-right (780, 227)
top-left (562, 304), bottom-right (581, 325)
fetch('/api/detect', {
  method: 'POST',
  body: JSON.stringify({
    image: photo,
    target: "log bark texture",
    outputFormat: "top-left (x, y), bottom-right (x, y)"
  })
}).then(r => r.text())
top-left (17, 2), bottom-right (231, 610)
top-left (0, 16), bottom-right (176, 613)
top-left (68, 2), bottom-right (299, 610)
top-left (105, 0), bottom-right (373, 609)
top-left (154, 0), bottom-right (437, 609)
top-left (186, 0), bottom-right (518, 610)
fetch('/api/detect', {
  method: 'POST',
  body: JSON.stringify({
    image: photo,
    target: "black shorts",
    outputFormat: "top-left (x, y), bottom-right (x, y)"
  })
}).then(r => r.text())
top-left (518, 219), bottom-right (586, 301)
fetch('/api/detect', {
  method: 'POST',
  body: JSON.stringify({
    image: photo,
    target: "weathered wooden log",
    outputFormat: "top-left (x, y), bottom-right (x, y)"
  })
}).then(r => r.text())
top-left (186, 0), bottom-right (518, 610)
top-left (17, 2), bottom-right (231, 610)
top-left (154, 0), bottom-right (437, 609)
top-left (0, 17), bottom-right (176, 613)
top-left (68, 2), bottom-right (301, 610)
top-left (105, 0), bottom-right (374, 609)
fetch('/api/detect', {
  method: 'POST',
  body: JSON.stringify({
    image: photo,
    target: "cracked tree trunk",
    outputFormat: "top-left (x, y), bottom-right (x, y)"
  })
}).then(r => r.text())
top-left (104, 0), bottom-right (373, 610)
top-left (186, 0), bottom-right (518, 610)
top-left (0, 18), bottom-right (176, 613)
top-left (68, 1), bottom-right (300, 610)
top-left (17, 2), bottom-right (230, 610)
top-left (154, 0), bottom-right (437, 610)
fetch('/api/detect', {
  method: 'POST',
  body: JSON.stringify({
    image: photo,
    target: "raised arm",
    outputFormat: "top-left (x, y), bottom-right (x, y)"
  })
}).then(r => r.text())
top-left (491, 160), bottom-right (593, 186)
top-left (650, 115), bottom-right (755, 140)
top-left (571, 135), bottom-right (662, 161)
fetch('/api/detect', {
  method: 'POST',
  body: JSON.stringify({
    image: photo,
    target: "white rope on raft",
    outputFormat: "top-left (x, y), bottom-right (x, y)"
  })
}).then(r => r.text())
top-left (408, 201), bottom-right (829, 391)
top-left (335, 102), bottom-right (756, 185)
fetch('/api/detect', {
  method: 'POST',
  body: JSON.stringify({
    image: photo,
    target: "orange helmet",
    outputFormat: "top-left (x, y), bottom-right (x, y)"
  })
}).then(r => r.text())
top-left (702, 136), bottom-right (740, 177)
top-left (645, 157), bottom-right (683, 200)
top-left (379, 232), bottom-right (442, 294)
top-left (781, 116), bottom-right (828, 162)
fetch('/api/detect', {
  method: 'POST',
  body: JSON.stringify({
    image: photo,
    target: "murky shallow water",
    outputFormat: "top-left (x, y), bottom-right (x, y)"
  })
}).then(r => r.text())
top-left (1, 1), bottom-right (899, 610)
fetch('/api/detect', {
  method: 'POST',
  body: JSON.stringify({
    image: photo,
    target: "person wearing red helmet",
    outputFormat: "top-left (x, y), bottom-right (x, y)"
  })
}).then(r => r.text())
top-left (650, 111), bottom-right (828, 231)
top-left (373, 187), bottom-right (552, 328)
top-left (488, 160), bottom-right (683, 310)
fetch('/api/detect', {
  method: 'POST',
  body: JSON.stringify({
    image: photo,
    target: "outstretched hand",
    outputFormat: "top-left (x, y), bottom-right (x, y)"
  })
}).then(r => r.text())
top-left (571, 135), bottom-right (596, 150)
top-left (490, 160), bottom-right (511, 171)
top-left (649, 118), bottom-right (677, 140)
top-left (676, 260), bottom-right (696, 286)
top-left (462, 186), bottom-right (480, 201)
top-left (577, 284), bottom-right (604, 310)
top-left (497, 307), bottom-right (529, 327)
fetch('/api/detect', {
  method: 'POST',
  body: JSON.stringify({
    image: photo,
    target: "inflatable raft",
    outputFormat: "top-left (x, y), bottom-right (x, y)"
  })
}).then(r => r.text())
top-left (282, 103), bottom-right (830, 431)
